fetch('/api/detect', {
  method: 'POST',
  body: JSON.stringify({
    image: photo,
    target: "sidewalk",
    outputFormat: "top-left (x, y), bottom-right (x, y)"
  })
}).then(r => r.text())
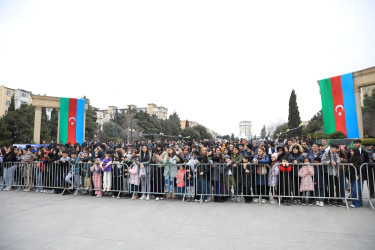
top-left (0, 191), bottom-right (374, 250)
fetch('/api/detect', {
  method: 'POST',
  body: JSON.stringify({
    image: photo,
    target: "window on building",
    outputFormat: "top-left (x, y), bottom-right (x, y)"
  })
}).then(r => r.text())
top-left (22, 92), bottom-right (27, 98)
top-left (6, 90), bottom-right (11, 96)
top-left (6, 100), bottom-right (10, 107)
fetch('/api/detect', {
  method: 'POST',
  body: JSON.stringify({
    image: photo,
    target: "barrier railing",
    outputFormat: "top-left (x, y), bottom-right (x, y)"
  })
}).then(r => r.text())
top-left (0, 161), bottom-right (369, 210)
top-left (360, 163), bottom-right (375, 210)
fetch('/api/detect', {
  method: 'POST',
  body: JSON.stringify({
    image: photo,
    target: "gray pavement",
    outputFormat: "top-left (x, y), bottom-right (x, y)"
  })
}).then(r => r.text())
top-left (0, 191), bottom-right (374, 250)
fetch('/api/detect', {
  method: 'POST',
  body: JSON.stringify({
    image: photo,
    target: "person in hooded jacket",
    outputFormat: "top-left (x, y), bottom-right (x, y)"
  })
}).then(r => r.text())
top-left (277, 144), bottom-right (289, 162)
top-left (288, 143), bottom-right (305, 205)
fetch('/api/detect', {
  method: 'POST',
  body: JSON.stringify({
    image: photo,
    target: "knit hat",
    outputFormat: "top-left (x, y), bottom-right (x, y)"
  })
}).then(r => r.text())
top-left (271, 153), bottom-right (279, 160)
top-left (224, 155), bottom-right (231, 160)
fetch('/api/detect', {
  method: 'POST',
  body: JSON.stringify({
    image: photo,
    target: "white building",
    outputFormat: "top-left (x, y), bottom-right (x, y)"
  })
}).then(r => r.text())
top-left (14, 89), bottom-right (32, 109)
top-left (239, 121), bottom-right (252, 139)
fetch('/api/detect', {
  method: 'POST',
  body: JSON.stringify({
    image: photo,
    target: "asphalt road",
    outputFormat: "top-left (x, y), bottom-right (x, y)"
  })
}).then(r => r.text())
top-left (0, 190), bottom-right (374, 250)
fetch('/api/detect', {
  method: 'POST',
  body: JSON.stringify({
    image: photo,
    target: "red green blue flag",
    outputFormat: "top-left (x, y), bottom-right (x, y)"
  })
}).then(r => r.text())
top-left (59, 98), bottom-right (85, 145)
top-left (319, 73), bottom-right (359, 138)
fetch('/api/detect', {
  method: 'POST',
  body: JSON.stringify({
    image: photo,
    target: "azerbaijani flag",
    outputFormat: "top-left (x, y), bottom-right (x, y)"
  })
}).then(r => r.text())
top-left (59, 98), bottom-right (85, 145)
top-left (319, 73), bottom-right (359, 138)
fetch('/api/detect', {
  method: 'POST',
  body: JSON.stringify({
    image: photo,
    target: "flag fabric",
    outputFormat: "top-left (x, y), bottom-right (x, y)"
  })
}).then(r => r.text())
top-left (319, 73), bottom-right (359, 138)
top-left (59, 98), bottom-right (85, 145)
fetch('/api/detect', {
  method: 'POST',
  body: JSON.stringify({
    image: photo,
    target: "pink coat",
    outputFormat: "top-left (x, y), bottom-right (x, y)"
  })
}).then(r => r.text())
top-left (128, 164), bottom-right (140, 186)
top-left (175, 169), bottom-right (185, 188)
top-left (298, 165), bottom-right (314, 191)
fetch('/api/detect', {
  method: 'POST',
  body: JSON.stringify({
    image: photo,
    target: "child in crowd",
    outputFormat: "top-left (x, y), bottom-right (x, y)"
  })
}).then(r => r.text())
top-left (55, 150), bottom-right (70, 194)
top-left (299, 157), bottom-right (315, 205)
top-left (100, 152), bottom-right (113, 194)
top-left (163, 147), bottom-right (178, 199)
top-left (91, 158), bottom-right (103, 197)
top-left (268, 153), bottom-right (280, 205)
top-left (128, 153), bottom-right (140, 200)
top-left (279, 158), bottom-right (293, 205)
top-left (253, 148), bottom-right (270, 204)
top-left (242, 155), bottom-right (253, 203)
top-left (175, 164), bottom-right (186, 200)
top-left (65, 151), bottom-right (80, 195)
top-left (224, 155), bottom-right (236, 201)
top-left (313, 157), bottom-right (324, 207)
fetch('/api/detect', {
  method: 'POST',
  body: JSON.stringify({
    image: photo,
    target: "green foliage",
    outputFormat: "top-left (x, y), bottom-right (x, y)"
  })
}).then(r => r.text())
top-left (288, 89), bottom-right (301, 138)
top-left (305, 110), bottom-right (323, 134)
top-left (40, 108), bottom-right (51, 143)
top-left (273, 122), bottom-right (288, 138)
top-left (363, 88), bottom-right (375, 114)
top-left (328, 131), bottom-right (346, 139)
top-left (84, 98), bottom-right (98, 141)
top-left (260, 124), bottom-right (266, 139)
top-left (362, 138), bottom-right (375, 146)
top-left (0, 118), bottom-right (12, 146)
top-left (48, 108), bottom-right (59, 141)
top-left (185, 120), bottom-right (189, 128)
top-left (182, 127), bottom-right (201, 140)
top-left (168, 112), bottom-right (182, 136)
top-left (4, 104), bottom-right (34, 143)
top-left (9, 94), bottom-right (15, 112)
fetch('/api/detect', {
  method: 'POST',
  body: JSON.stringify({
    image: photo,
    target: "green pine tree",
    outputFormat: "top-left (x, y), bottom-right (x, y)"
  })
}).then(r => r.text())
top-left (260, 125), bottom-right (266, 139)
top-left (288, 89), bottom-right (302, 138)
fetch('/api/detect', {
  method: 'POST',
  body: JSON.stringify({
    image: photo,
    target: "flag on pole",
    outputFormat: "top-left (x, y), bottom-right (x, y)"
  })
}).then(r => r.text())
top-left (319, 73), bottom-right (359, 138)
top-left (59, 98), bottom-right (85, 145)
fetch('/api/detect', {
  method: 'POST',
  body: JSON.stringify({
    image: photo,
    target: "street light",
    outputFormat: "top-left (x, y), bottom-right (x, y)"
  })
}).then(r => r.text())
top-left (115, 108), bottom-right (120, 143)
top-left (129, 128), bottom-right (135, 144)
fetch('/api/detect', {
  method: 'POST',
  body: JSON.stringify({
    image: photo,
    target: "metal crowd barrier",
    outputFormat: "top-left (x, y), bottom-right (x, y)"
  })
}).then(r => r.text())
top-left (276, 163), bottom-right (359, 209)
top-left (360, 163), bottom-right (375, 210)
top-left (0, 160), bottom-right (370, 210)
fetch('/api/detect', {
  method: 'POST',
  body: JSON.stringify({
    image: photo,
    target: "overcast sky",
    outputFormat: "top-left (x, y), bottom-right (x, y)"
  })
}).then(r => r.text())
top-left (1, 0), bottom-right (374, 137)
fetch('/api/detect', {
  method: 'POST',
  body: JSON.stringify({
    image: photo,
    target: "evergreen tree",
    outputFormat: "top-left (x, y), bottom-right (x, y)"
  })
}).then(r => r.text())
top-left (40, 107), bottom-right (51, 143)
top-left (260, 124), bottom-right (266, 139)
top-left (0, 118), bottom-right (12, 146)
top-left (185, 120), bottom-right (190, 128)
top-left (48, 109), bottom-right (59, 141)
top-left (4, 104), bottom-right (34, 143)
top-left (9, 94), bottom-right (15, 112)
top-left (168, 112), bottom-right (182, 136)
top-left (288, 89), bottom-right (301, 138)
top-left (83, 98), bottom-right (98, 141)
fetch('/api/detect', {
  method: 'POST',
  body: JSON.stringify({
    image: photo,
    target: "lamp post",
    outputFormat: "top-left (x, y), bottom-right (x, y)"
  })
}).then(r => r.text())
top-left (129, 128), bottom-right (134, 144)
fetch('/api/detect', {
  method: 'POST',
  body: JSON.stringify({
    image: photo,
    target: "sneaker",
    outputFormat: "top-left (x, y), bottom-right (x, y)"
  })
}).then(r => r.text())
top-left (131, 195), bottom-right (138, 200)
top-left (41, 190), bottom-right (47, 193)
top-left (261, 199), bottom-right (267, 204)
top-left (23, 188), bottom-right (28, 192)
top-left (337, 200), bottom-right (344, 207)
top-left (36, 189), bottom-right (40, 192)
top-left (236, 196), bottom-right (241, 202)
top-left (302, 203), bottom-right (306, 206)
top-left (319, 201), bottom-right (324, 207)
top-left (155, 197), bottom-right (160, 201)
top-left (350, 204), bottom-right (356, 208)
top-left (139, 195), bottom-right (146, 200)
top-left (253, 198), bottom-right (259, 203)
top-left (74, 190), bottom-right (79, 196)
top-left (50, 189), bottom-right (55, 194)
top-left (316, 201), bottom-right (320, 206)
top-left (308, 202), bottom-right (313, 206)
top-left (146, 195), bottom-right (150, 201)
top-left (204, 200), bottom-right (208, 203)
top-left (270, 199), bottom-right (277, 205)
top-left (96, 194), bottom-right (102, 197)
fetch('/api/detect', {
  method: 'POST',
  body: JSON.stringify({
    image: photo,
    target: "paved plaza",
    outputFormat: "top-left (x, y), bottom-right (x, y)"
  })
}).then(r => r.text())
top-left (0, 191), bottom-right (375, 250)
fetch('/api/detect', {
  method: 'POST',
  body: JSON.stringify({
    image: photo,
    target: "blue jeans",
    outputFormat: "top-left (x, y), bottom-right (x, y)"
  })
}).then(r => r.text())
top-left (197, 178), bottom-right (207, 200)
top-left (4, 165), bottom-right (17, 187)
top-left (165, 172), bottom-right (174, 192)
top-left (351, 179), bottom-right (362, 207)
top-left (35, 167), bottom-right (44, 191)
top-left (177, 187), bottom-right (185, 198)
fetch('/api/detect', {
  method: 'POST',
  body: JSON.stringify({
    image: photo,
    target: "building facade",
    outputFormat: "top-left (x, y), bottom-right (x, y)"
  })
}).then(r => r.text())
top-left (0, 86), bottom-right (15, 116)
top-left (96, 104), bottom-right (168, 131)
top-left (239, 121), bottom-right (252, 139)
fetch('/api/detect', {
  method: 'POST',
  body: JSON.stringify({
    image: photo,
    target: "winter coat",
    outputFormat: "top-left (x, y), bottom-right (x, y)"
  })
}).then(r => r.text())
top-left (299, 165), bottom-right (314, 191)
top-left (128, 164), bottom-right (140, 185)
top-left (268, 161), bottom-right (280, 187)
top-left (253, 154), bottom-right (269, 186)
top-left (321, 150), bottom-right (341, 176)
top-left (163, 155), bottom-right (178, 177)
top-left (175, 169), bottom-right (185, 187)
top-left (307, 150), bottom-right (323, 163)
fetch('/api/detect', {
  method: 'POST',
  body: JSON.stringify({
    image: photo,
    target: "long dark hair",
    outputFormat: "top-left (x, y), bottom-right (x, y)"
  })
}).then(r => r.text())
top-left (6, 146), bottom-right (16, 160)
top-left (350, 148), bottom-right (360, 164)
top-left (140, 145), bottom-right (150, 162)
top-left (167, 147), bottom-right (176, 157)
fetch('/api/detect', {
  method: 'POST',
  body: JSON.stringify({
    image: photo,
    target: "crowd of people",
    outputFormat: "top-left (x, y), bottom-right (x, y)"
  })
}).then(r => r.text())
top-left (0, 137), bottom-right (374, 208)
